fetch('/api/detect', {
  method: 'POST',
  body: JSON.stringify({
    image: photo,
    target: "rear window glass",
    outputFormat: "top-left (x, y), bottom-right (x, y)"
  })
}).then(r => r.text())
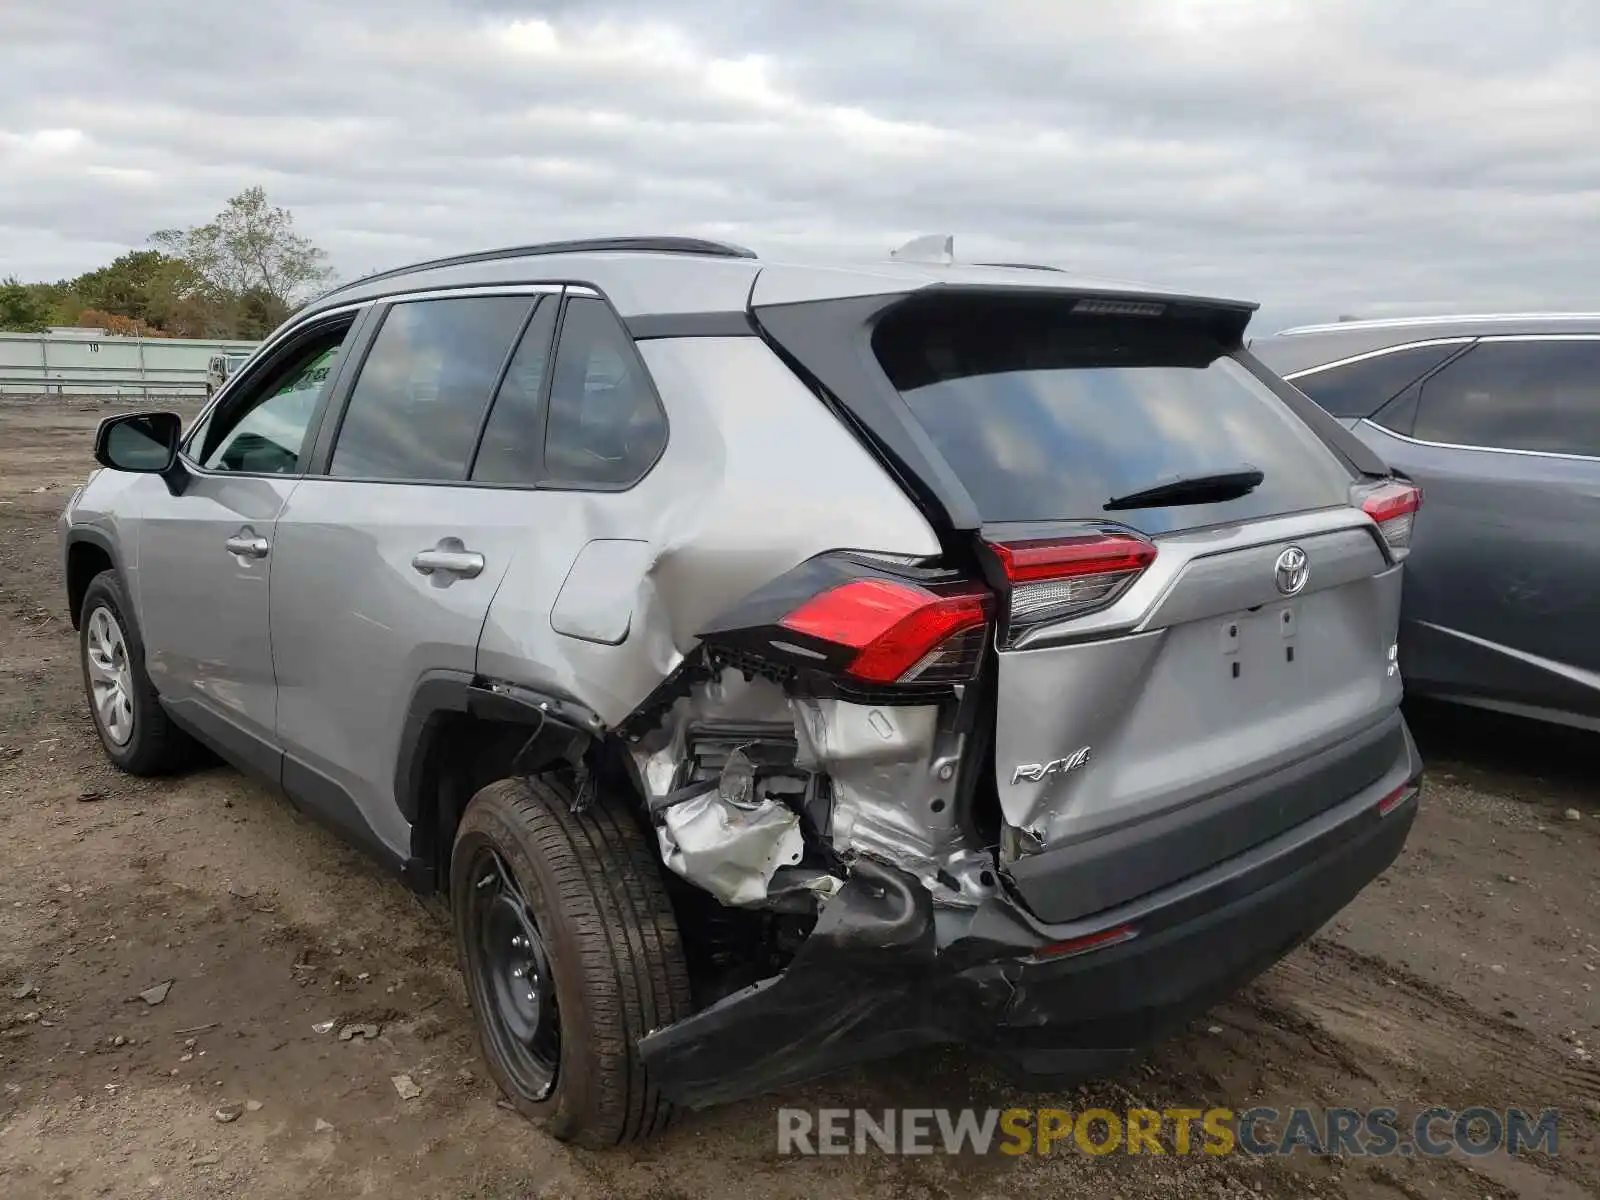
top-left (1290, 342), bottom-right (1464, 417)
top-left (873, 302), bottom-right (1354, 535)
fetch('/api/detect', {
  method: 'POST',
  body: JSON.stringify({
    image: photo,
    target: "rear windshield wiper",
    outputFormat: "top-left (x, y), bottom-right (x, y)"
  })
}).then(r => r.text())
top-left (1104, 465), bottom-right (1264, 511)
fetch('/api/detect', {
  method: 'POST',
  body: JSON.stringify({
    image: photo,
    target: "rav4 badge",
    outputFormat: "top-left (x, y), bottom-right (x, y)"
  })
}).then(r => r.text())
top-left (1011, 746), bottom-right (1092, 786)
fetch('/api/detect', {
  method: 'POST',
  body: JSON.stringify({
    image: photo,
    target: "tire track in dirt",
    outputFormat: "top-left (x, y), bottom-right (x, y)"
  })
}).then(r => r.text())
top-left (1291, 939), bottom-right (1600, 1101)
top-left (1246, 939), bottom-right (1598, 1197)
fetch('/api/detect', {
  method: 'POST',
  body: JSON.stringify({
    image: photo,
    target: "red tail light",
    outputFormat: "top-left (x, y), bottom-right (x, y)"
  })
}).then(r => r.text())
top-left (991, 534), bottom-right (1157, 583)
top-left (779, 578), bottom-right (991, 685)
top-left (988, 533), bottom-right (1157, 640)
top-left (1360, 481), bottom-right (1422, 551)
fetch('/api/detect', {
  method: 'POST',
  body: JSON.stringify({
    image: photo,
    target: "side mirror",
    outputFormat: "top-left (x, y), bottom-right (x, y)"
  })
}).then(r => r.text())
top-left (94, 412), bottom-right (182, 473)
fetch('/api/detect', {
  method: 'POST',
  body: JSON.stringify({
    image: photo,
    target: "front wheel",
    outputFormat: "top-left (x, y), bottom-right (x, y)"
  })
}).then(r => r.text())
top-left (451, 776), bottom-right (693, 1147)
top-left (78, 569), bottom-right (196, 775)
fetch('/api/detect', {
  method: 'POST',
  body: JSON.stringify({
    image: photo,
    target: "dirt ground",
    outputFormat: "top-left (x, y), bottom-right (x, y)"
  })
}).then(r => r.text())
top-left (0, 394), bottom-right (1595, 1200)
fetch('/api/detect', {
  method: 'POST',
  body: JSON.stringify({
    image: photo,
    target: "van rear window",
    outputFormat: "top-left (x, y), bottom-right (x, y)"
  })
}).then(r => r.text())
top-left (872, 299), bottom-right (1355, 535)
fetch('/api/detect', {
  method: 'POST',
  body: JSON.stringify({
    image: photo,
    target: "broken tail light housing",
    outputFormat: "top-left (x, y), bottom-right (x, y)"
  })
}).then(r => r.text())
top-left (988, 532), bottom-right (1157, 644)
top-left (1359, 480), bottom-right (1422, 552)
top-left (779, 577), bottom-right (991, 685)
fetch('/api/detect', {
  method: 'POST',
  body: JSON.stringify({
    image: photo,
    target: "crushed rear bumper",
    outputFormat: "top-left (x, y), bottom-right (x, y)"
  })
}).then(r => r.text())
top-left (639, 721), bottom-right (1422, 1107)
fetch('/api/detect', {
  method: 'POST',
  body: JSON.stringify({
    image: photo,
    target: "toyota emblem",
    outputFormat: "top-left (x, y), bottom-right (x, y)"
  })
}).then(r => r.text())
top-left (1274, 546), bottom-right (1309, 596)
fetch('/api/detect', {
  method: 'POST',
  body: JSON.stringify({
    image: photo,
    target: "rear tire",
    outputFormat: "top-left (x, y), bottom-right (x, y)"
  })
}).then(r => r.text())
top-left (78, 569), bottom-right (197, 776)
top-left (451, 775), bottom-right (693, 1147)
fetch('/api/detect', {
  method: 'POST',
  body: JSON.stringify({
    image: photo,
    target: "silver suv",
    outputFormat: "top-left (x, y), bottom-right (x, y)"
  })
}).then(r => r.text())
top-left (60, 237), bottom-right (1424, 1147)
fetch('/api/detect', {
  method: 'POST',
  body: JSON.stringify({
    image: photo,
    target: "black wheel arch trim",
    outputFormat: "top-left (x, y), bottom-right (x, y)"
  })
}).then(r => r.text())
top-left (64, 524), bottom-right (125, 630)
top-left (394, 670), bottom-right (480, 826)
top-left (395, 671), bottom-right (607, 878)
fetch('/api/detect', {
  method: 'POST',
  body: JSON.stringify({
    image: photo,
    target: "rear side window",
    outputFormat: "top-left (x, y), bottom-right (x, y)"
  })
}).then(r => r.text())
top-left (541, 295), bottom-right (667, 488)
top-left (873, 300), bottom-right (1354, 535)
top-left (1291, 342), bottom-right (1465, 418)
top-left (1413, 339), bottom-right (1600, 457)
top-left (470, 297), bottom-right (559, 486)
top-left (329, 296), bottom-right (532, 481)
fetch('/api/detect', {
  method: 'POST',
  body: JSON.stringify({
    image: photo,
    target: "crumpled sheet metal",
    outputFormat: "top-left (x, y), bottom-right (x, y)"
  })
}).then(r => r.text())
top-left (657, 791), bottom-right (806, 908)
top-left (790, 697), bottom-right (995, 905)
top-left (633, 669), bottom-right (792, 798)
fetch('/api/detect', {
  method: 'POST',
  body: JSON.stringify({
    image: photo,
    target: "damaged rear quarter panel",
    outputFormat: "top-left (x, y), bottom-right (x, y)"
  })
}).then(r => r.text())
top-left (793, 697), bottom-right (998, 904)
top-left (474, 335), bottom-right (941, 726)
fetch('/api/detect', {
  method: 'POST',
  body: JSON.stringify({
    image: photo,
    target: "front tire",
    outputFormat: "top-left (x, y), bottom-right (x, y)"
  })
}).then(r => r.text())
top-left (451, 776), bottom-right (693, 1147)
top-left (78, 570), bottom-right (196, 775)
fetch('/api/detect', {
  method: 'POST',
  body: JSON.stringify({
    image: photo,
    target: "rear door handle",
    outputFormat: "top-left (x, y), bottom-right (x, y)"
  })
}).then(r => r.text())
top-left (224, 533), bottom-right (270, 559)
top-left (412, 545), bottom-right (485, 579)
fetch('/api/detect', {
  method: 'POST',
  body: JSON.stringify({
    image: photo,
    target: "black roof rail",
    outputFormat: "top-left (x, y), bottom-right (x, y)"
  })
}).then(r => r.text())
top-left (974, 261), bottom-right (1067, 273)
top-left (328, 236), bottom-right (758, 295)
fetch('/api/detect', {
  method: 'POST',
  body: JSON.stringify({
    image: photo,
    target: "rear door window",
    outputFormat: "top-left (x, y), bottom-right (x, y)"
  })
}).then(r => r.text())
top-left (873, 300), bottom-right (1355, 535)
top-left (1412, 339), bottom-right (1600, 457)
top-left (1291, 342), bottom-right (1466, 418)
top-left (469, 297), bottom-right (559, 486)
top-left (329, 296), bottom-right (532, 481)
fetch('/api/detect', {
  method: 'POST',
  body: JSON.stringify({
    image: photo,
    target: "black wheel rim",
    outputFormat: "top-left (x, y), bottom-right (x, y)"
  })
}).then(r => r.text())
top-left (465, 846), bottom-right (559, 1100)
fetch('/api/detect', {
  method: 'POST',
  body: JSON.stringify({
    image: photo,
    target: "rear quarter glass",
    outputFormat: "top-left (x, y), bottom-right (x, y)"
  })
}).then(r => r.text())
top-left (872, 303), bottom-right (1355, 536)
top-left (1286, 341), bottom-right (1467, 419)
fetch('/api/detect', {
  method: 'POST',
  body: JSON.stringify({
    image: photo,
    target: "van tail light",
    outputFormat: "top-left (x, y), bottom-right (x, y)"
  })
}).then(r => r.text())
top-left (1360, 480), bottom-right (1422, 552)
top-left (987, 533), bottom-right (1157, 642)
top-left (779, 578), bottom-right (991, 684)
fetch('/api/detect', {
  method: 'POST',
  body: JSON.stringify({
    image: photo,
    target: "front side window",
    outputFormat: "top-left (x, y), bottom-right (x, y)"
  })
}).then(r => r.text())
top-left (196, 324), bottom-right (351, 475)
top-left (329, 296), bottom-right (532, 482)
top-left (1413, 340), bottom-right (1600, 457)
top-left (541, 296), bottom-right (667, 488)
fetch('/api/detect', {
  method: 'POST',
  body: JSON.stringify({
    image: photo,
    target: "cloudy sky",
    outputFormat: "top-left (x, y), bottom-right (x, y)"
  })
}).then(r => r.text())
top-left (4, 0), bottom-right (1598, 331)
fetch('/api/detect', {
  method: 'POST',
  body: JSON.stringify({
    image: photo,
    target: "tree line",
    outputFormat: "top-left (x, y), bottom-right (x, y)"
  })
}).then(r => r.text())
top-left (0, 187), bottom-right (334, 340)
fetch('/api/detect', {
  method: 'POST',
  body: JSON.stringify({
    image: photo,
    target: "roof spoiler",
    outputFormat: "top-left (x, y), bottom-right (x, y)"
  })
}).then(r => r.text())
top-left (882, 284), bottom-right (1260, 347)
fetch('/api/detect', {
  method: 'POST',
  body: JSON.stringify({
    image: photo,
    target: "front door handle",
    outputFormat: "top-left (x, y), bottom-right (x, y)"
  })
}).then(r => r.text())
top-left (224, 533), bottom-right (270, 559)
top-left (412, 543), bottom-right (485, 579)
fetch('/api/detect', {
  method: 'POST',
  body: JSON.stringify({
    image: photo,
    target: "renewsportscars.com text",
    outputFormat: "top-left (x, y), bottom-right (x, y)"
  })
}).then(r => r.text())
top-left (776, 1106), bottom-right (1561, 1157)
